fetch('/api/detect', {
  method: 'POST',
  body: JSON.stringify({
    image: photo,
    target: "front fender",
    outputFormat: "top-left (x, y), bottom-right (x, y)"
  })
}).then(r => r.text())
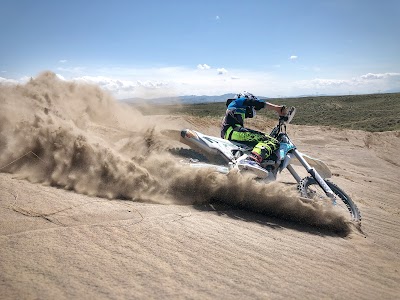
top-left (286, 152), bottom-right (332, 179)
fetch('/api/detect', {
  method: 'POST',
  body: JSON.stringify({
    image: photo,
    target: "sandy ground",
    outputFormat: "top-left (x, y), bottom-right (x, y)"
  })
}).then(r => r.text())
top-left (1, 74), bottom-right (400, 299)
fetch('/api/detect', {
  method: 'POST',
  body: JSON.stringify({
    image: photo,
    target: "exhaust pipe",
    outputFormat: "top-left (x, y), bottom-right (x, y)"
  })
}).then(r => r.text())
top-left (180, 129), bottom-right (230, 163)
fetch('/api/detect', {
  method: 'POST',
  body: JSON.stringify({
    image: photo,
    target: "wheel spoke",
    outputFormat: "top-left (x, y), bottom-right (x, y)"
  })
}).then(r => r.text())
top-left (298, 177), bottom-right (361, 222)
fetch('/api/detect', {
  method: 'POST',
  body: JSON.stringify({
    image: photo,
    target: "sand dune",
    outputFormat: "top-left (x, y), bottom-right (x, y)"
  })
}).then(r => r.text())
top-left (1, 73), bottom-right (399, 299)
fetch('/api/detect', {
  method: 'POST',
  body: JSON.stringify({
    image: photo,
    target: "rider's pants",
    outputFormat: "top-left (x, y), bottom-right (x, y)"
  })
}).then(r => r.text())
top-left (224, 126), bottom-right (279, 161)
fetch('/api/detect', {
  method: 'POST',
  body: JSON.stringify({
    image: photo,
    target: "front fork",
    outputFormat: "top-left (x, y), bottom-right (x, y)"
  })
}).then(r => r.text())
top-left (291, 149), bottom-right (336, 201)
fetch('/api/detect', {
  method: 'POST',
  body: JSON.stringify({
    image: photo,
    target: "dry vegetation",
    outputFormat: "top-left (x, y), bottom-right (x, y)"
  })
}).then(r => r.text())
top-left (135, 93), bottom-right (400, 132)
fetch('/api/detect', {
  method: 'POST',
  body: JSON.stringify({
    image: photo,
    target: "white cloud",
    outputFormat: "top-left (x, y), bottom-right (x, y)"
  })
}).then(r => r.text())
top-left (296, 78), bottom-right (349, 89)
top-left (0, 77), bottom-right (18, 85)
top-left (73, 75), bottom-right (172, 99)
top-left (197, 64), bottom-right (211, 70)
top-left (217, 68), bottom-right (228, 75)
top-left (0, 75), bottom-right (31, 85)
top-left (53, 69), bottom-right (400, 97)
top-left (19, 76), bottom-right (31, 83)
top-left (56, 73), bottom-right (66, 80)
top-left (360, 72), bottom-right (400, 80)
top-left (57, 66), bottom-right (85, 73)
top-left (289, 55), bottom-right (298, 60)
top-left (59, 59), bottom-right (68, 63)
top-left (294, 72), bottom-right (400, 95)
top-left (3, 68), bottom-right (399, 99)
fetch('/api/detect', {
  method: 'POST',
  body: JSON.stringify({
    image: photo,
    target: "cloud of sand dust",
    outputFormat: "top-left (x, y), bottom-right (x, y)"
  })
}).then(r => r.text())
top-left (0, 71), bottom-right (350, 233)
top-left (159, 164), bottom-right (351, 233)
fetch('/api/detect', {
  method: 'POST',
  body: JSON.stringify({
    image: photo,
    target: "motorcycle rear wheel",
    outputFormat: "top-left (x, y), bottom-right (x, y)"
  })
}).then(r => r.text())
top-left (298, 177), bottom-right (361, 223)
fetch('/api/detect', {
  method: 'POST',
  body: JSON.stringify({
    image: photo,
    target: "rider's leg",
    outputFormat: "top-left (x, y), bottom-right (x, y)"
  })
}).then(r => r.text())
top-left (251, 137), bottom-right (279, 162)
top-left (224, 126), bottom-right (266, 143)
top-left (226, 126), bottom-right (279, 163)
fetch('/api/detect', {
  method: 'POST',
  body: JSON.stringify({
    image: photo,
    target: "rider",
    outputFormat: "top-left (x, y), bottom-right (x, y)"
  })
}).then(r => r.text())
top-left (221, 92), bottom-right (287, 167)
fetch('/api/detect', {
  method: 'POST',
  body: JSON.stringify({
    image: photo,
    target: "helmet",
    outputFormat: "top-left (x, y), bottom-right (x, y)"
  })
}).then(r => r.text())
top-left (237, 91), bottom-right (257, 100)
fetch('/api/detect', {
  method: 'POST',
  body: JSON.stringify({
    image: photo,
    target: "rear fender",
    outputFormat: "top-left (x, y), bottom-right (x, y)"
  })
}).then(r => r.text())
top-left (180, 129), bottom-right (241, 162)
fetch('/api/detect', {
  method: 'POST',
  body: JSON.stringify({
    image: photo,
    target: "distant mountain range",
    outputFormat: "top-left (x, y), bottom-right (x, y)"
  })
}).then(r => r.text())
top-left (122, 93), bottom-right (237, 105)
top-left (384, 88), bottom-right (400, 94)
top-left (122, 93), bottom-right (274, 104)
top-left (122, 90), bottom-right (400, 104)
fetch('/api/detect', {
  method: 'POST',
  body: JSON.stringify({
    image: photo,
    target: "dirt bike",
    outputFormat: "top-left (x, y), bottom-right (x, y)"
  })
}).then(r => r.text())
top-left (175, 107), bottom-right (361, 223)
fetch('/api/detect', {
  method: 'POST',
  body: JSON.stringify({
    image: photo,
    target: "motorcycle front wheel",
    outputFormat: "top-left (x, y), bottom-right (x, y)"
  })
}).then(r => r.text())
top-left (298, 177), bottom-right (361, 223)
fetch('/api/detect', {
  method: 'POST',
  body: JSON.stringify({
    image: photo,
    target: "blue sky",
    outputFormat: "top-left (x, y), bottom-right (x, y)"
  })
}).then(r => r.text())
top-left (1, 0), bottom-right (399, 98)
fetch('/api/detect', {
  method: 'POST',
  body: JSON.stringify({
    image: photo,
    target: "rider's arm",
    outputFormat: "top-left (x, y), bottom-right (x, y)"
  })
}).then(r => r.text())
top-left (265, 102), bottom-right (287, 116)
top-left (239, 96), bottom-right (286, 115)
top-left (243, 98), bottom-right (265, 110)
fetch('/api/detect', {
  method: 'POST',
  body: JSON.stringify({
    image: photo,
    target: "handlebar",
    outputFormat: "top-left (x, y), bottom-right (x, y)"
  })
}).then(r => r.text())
top-left (270, 106), bottom-right (296, 138)
top-left (280, 106), bottom-right (296, 124)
